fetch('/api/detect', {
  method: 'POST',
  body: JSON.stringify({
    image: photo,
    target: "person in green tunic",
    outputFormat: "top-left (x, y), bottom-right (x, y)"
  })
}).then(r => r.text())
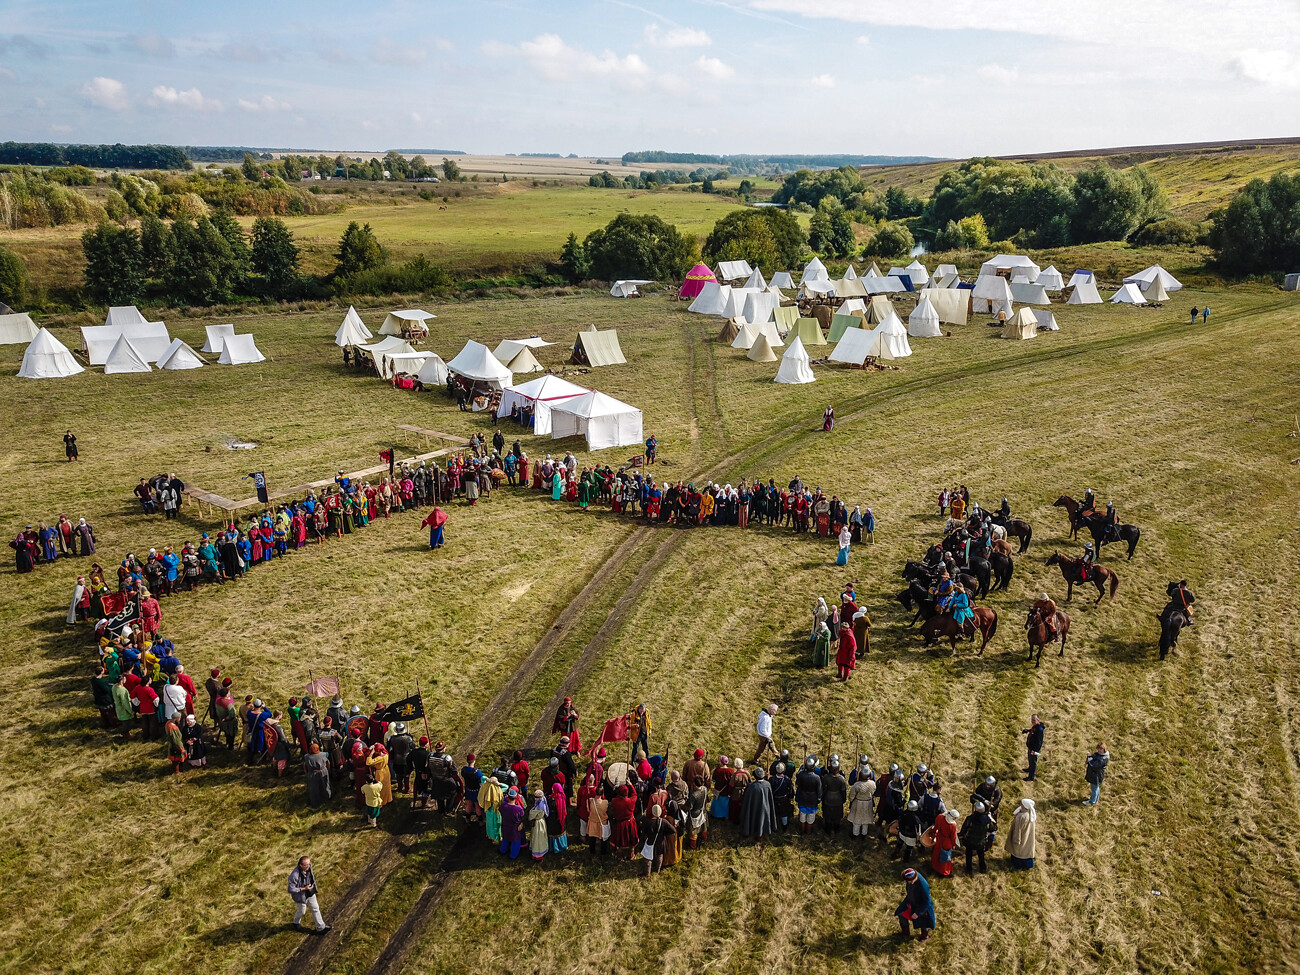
top-left (481, 776), bottom-right (504, 843)
top-left (551, 470), bottom-right (564, 501)
top-left (342, 496), bottom-right (354, 534)
top-left (813, 621), bottom-right (832, 668)
top-left (578, 471), bottom-right (591, 510)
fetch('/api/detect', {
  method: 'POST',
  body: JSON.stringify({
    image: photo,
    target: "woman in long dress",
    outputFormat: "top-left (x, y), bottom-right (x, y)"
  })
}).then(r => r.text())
top-left (529, 790), bottom-right (550, 861)
top-left (836, 525), bottom-right (852, 566)
top-left (551, 468), bottom-right (564, 501)
top-left (931, 808), bottom-right (958, 877)
top-left (546, 781), bottom-right (568, 853)
top-left (76, 518), bottom-right (96, 556)
top-left (836, 622), bottom-right (857, 681)
top-left (183, 714), bottom-right (208, 769)
top-left (480, 776), bottom-right (504, 843)
top-left (1004, 798), bottom-right (1037, 868)
top-left (305, 743), bottom-right (332, 807)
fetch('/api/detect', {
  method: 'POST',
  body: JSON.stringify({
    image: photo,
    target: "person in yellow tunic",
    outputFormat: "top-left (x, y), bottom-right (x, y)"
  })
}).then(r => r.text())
top-left (529, 790), bottom-right (550, 861)
top-left (699, 491), bottom-right (715, 524)
top-left (367, 745), bottom-right (394, 805)
top-left (480, 776), bottom-right (504, 843)
top-left (361, 773), bottom-right (384, 827)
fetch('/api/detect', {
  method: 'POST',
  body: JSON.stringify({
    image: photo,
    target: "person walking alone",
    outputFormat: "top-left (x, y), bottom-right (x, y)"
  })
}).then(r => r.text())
top-left (63, 430), bottom-right (78, 462)
top-left (753, 705), bottom-right (778, 765)
top-left (1022, 714), bottom-right (1045, 782)
top-left (287, 856), bottom-right (331, 934)
top-left (1084, 742), bottom-right (1109, 805)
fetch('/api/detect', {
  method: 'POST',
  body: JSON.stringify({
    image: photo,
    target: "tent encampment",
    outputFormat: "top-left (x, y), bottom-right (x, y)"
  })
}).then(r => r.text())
top-left (415, 355), bottom-right (449, 386)
top-left (789, 317), bottom-right (826, 346)
top-left (550, 390), bottom-right (643, 451)
top-left (717, 260), bottom-right (753, 282)
top-left (1123, 264), bottom-right (1182, 293)
top-left (801, 257), bottom-right (829, 283)
top-left (496, 374), bottom-right (589, 435)
top-left (335, 306), bottom-right (372, 346)
top-left (81, 321), bottom-right (171, 364)
top-left (17, 328), bottom-right (84, 379)
top-left (1001, 307), bottom-right (1039, 340)
top-left (218, 333), bottom-right (266, 365)
top-left (498, 345), bottom-right (545, 374)
top-left (1033, 309), bottom-right (1060, 331)
top-left (1010, 282), bottom-right (1052, 305)
top-left (201, 323), bottom-right (236, 354)
top-left (571, 329), bottom-right (626, 367)
top-left (743, 268), bottom-right (768, 290)
top-left (1036, 265), bottom-right (1065, 291)
top-left (920, 288), bottom-right (969, 326)
top-left (687, 282), bottom-right (731, 315)
top-left (770, 271), bottom-right (795, 289)
top-left (680, 263), bottom-right (717, 299)
top-left (870, 311), bottom-right (912, 358)
top-left (380, 309), bottom-right (436, 338)
top-left (908, 296), bottom-right (943, 338)
top-left (0, 312), bottom-right (39, 345)
top-left (448, 340), bottom-right (512, 387)
top-left (747, 334), bottom-right (778, 362)
top-left (1110, 283), bottom-right (1147, 304)
top-left (610, 279), bottom-right (651, 298)
top-left (775, 336), bottom-right (816, 384)
top-left (1067, 277), bottom-right (1103, 304)
top-left (1142, 276), bottom-right (1170, 302)
top-left (157, 337), bottom-right (205, 370)
top-left (103, 334), bottom-right (153, 374)
top-left (104, 306), bottom-right (148, 327)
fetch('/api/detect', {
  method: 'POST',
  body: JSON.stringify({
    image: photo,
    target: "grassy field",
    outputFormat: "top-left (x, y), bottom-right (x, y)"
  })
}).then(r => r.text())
top-left (2, 258), bottom-right (1299, 975)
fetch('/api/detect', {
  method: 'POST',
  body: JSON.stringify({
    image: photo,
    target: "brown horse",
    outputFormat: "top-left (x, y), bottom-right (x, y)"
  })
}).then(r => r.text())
top-left (1003, 519), bottom-right (1033, 553)
top-left (1046, 551), bottom-right (1119, 606)
top-left (1052, 495), bottom-right (1083, 540)
top-left (1025, 607), bottom-right (1070, 667)
top-left (921, 607), bottom-right (998, 655)
top-left (991, 537), bottom-right (1014, 557)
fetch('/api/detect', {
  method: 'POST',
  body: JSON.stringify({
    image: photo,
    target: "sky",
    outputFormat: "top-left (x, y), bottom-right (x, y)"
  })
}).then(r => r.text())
top-left (2, 0), bottom-right (1300, 158)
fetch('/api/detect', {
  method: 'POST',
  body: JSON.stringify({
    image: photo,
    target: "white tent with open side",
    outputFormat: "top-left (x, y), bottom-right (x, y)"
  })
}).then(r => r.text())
top-left (1124, 264), bottom-right (1182, 293)
top-left (1033, 309), bottom-right (1060, 331)
top-left (493, 338), bottom-right (551, 364)
top-left (81, 321), bottom-right (171, 364)
top-left (871, 311), bottom-right (912, 358)
top-left (550, 390), bottom-right (643, 451)
top-left (380, 309), bottom-right (436, 338)
top-left (688, 282), bottom-right (731, 315)
top-left (1067, 277), bottom-right (1103, 304)
top-left (571, 329), bottom-right (626, 367)
top-left (908, 295), bottom-right (943, 338)
top-left (201, 323), bottom-right (236, 354)
top-left (921, 287), bottom-right (970, 326)
top-left (774, 336), bottom-right (815, 384)
top-left (979, 254), bottom-right (1040, 281)
top-left (1036, 265), bottom-right (1065, 291)
top-left (610, 279), bottom-right (652, 298)
top-left (0, 312), bottom-right (39, 345)
top-left (972, 275), bottom-right (1014, 316)
top-left (335, 306), bottom-right (372, 346)
top-left (17, 328), bottom-right (84, 379)
top-left (104, 305), bottom-right (148, 327)
top-left (496, 374), bottom-right (589, 435)
top-left (218, 333), bottom-right (266, 365)
top-left (448, 339), bottom-right (512, 388)
top-left (717, 260), bottom-right (753, 282)
top-left (103, 334), bottom-right (152, 374)
top-left (1110, 283), bottom-right (1147, 304)
top-left (157, 337), bottom-right (206, 370)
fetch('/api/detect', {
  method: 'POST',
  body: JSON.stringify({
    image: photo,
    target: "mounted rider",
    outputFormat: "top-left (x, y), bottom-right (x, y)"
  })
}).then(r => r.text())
top-left (1029, 592), bottom-right (1060, 641)
top-left (1079, 542), bottom-right (1095, 581)
top-left (947, 583), bottom-right (975, 639)
top-left (1161, 579), bottom-right (1196, 627)
top-left (994, 497), bottom-right (1011, 527)
top-left (1081, 487), bottom-right (1096, 518)
top-left (931, 571), bottom-right (955, 610)
top-left (1101, 501), bottom-right (1120, 542)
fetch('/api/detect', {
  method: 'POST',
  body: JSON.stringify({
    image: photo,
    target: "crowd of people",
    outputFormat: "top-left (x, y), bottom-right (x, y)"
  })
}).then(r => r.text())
top-left (9, 515), bottom-right (97, 573)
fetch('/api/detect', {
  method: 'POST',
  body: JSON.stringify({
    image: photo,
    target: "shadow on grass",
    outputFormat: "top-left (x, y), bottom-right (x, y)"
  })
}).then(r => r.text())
top-left (203, 918), bottom-right (290, 947)
top-left (1090, 630), bottom-right (1157, 667)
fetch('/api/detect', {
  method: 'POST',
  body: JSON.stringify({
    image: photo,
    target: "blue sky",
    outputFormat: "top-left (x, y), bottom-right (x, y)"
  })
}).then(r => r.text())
top-left (2, 0), bottom-right (1298, 157)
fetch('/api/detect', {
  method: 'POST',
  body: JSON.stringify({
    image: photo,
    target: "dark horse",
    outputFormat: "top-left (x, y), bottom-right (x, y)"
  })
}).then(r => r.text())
top-left (1004, 519), bottom-right (1033, 553)
top-left (921, 607), bottom-right (998, 655)
top-left (1053, 495), bottom-right (1141, 559)
top-left (897, 580), bottom-right (938, 625)
top-left (988, 551), bottom-right (1014, 592)
top-left (903, 561), bottom-right (981, 598)
top-left (1025, 606), bottom-right (1070, 668)
top-left (1053, 494), bottom-right (1084, 540)
top-left (1158, 580), bottom-right (1195, 661)
top-left (1046, 551), bottom-right (1119, 606)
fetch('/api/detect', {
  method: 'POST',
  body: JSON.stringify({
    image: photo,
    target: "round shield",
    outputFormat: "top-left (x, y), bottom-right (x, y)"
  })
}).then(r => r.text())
top-left (605, 761), bottom-right (629, 788)
top-left (347, 715), bottom-right (370, 740)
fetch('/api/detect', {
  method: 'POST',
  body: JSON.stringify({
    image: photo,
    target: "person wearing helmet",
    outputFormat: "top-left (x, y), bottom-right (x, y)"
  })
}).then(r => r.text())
top-left (875, 769), bottom-right (905, 843)
top-left (770, 748), bottom-right (792, 781)
top-left (894, 799), bottom-right (922, 861)
top-left (1080, 541), bottom-right (1095, 581)
top-left (909, 764), bottom-right (933, 804)
top-left (794, 756), bottom-right (823, 835)
top-left (387, 722), bottom-right (416, 793)
top-left (849, 756), bottom-right (873, 787)
top-left (1102, 501), bottom-right (1120, 542)
top-left (960, 800), bottom-right (993, 874)
top-left (820, 756), bottom-right (847, 834)
top-left (1081, 487), bottom-right (1096, 518)
top-left (847, 763), bottom-right (877, 840)
top-left (895, 868), bottom-right (935, 941)
top-left (996, 496), bottom-right (1011, 526)
top-left (972, 775), bottom-right (1003, 820)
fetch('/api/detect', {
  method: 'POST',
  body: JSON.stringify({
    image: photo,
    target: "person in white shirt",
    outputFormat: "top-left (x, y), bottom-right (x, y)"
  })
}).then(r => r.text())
top-left (161, 675), bottom-right (189, 722)
top-left (753, 705), bottom-right (778, 764)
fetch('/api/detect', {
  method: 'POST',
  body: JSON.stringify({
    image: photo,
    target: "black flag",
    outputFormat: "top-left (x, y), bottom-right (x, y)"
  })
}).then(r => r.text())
top-left (382, 694), bottom-right (424, 723)
top-left (249, 471), bottom-right (269, 504)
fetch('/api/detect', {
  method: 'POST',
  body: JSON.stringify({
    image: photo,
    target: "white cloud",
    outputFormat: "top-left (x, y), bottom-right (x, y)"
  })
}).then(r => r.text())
top-left (978, 64), bottom-right (1019, 84)
top-left (151, 85), bottom-right (222, 111)
top-left (1228, 48), bottom-right (1300, 87)
top-left (81, 76), bottom-right (128, 111)
top-left (695, 56), bottom-right (735, 80)
top-left (809, 73), bottom-right (836, 88)
top-left (644, 24), bottom-right (711, 48)
top-left (657, 73), bottom-right (690, 96)
top-left (856, 34), bottom-right (871, 44)
top-left (0, 66), bottom-right (14, 80)
top-left (410, 112), bottom-right (422, 123)
top-left (238, 94), bottom-right (291, 112)
top-left (512, 34), bottom-right (650, 84)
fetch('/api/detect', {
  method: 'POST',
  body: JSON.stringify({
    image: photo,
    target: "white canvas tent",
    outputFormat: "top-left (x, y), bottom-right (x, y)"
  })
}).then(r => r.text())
top-left (908, 295), bottom-right (943, 338)
top-left (1033, 309), bottom-right (1060, 331)
top-left (838, 298), bottom-right (866, 316)
top-left (799, 278), bottom-right (836, 297)
top-left (571, 329), bottom-right (626, 367)
top-left (17, 328), bottom-right (84, 379)
top-left (774, 336), bottom-right (815, 384)
top-left (1067, 269), bottom-right (1096, 289)
top-left (103, 334), bottom-right (152, 374)
top-left (905, 259), bottom-right (929, 287)
top-left (335, 306), bottom-right (372, 346)
top-left (743, 268), bottom-right (768, 290)
top-left (1110, 283), bottom-right (1147, 304)
top-left (721, 288), bottom-right (758, 319)
top-left (742, 290), bottom-right (778, 324)
top-left (157, 337), bottom-right (205, 370)
top-left (920, 288), bottom-right (970, 326)
top-left (550, 390), bottom-right (643, 451)
top-left (81, 321), bottom-right (171, 364)
top-left (801, 257), bottom-right (829, 283)
top-left (1002, 307), bottom-right (1039, 340)
top-left (746, 334), bottom-right (778, 362)
top-left (717, 260), bottom-right (753, 282)
top-left (1143, 276), bottom-right (1170, 302)
top-left (104, 306), bottom-right (148, 327)
top-left (861, 274), bottom-right (907, 294)
top-left (498, 345), bottom-right (545, 374)
top-left (415, 355), bottom-right (449, 386)
top-left (870, 311), bottom-right (912, 358)
top-left (382, 351), bottom-right (439, 379)
top-left (842, 264), bottom-right (858, 281)
top-left (828, 326), bottom-right (878, 366)
top-left (731, 319), bottom-right (782, 350)
top-left (687, 282), bottom-right (731, 315)
top-left (0, 312), bottom-right (39, 345)
top-left (218, 333), bottom-right (266, 365)
top-left (935, 263), bottom-right (958, 278)
top-left (1123, 264), bottom-right (1182, 293)
top-left (380, 309), bottom-right (436, 337)
top-left (979, 254), bottom-right (1040, 281)
top-left (972, 275), bottom-right (1014, 316)
top-left (1067, 277), bottom-right (1103, 304)
top-left (496, 374), bottom-right (589, 435)
top-left (830, 277), bottom-right (868, 298)
top-left (448, 339), bottom-right (512, 388)
top-left (1009, 282), bottom-right (1052, 305)
top-left (770, 271), bottom-right (794, 289)
top-left (610, 279), bottom-right (651, 298)
top-left (201, 323), bottom-right (236, 354)
top-left (1036, 265), bottom-right (1065, 291)
top-left (928, 272), bottom-right (961, 289)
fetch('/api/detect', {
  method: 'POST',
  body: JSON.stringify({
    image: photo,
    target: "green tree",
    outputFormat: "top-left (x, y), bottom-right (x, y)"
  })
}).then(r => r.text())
top-left (81, 222), bottom-right (144, 304)
top-left (1208, 172), bottom-right (1300, 273)
top-left (808, 198), bottom-right (855, 258)
top-left (558, 232), bottom-right (590, 284)
top-left (383, 151), bottom-right (409, 180)
top-left (923, 157), bottom-right (1075, 243)
top-left (884, 185), bottom-right (923, 220)
top-left (208, 208), bottom-right (250, 284)
top-left (251, 216), bottom-right (301, 297)
top-left (863, 221), bottom-right (914, 258)
top-left (772, 166), bottom-right (866, 208)
top-left (242, 153), bottom-right (260, 181)
top-left (0, 244), bottom-right (28, 308)
top-left (334, 221), bottom-right (385, 278)
top-left (139, 212), bottom-right (173, 279)
top-left (582, 213), bottom-right (696, 281)
top-left (1070, 163), bottom-right (1165, 243)
top-left (441, 157), bottom-right (462, 182)
top-left (703, 208), bottom-right (804, 270)
top-left (163, 216), bottom-right (239, 304)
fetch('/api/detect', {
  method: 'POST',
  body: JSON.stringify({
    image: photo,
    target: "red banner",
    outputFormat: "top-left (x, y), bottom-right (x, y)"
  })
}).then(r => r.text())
top-left (100, 591), bottom-right (131, 616)
top-left (583, 714), bottom-right (630, 755)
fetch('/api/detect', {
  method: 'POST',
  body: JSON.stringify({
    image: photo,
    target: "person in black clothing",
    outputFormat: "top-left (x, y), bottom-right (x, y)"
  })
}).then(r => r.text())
top-left (552, 739), bottom-right (579, 803)
top-left (1023, 715), bottom-right (1046, 781)
top-left (492, 428), bottom-right (505, 455)
top-left (794, 756), bottom-right (823, 835)
top-left (894, 799), bottom-right (921, 862)
top-left (971, 775), bottom-right (1002, 820)
top-left (387, 723), bottom-right (416, 793)
top-left (64, 430), bottom-right (78, 461)
top-left (960, 801), bottom-right (994, 874)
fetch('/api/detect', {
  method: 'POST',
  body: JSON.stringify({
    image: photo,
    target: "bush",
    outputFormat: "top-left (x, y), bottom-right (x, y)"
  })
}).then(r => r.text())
top-left (0, 169), bottom-right (103, 229)
top-left (559, 232), bottom-right (590, 284)
top-left (1131, 215), bottom-right (1201, 247)
top-left (582, 213), bottom-right (696, 281)
top-left (0, 244), bottom-right (28, 308)
top-left (1209, 172), bottom-right (1300, 273)
top-left (336, 254), bottom-right (453, 297)
top-left (81, 222), bottom-right (144, 304)
top-left (863, 222), bottom-right (914, 258)
top-left (334, 221), bottom-right (385, 278)
top-left (703, 208), bottom-right (805, 270)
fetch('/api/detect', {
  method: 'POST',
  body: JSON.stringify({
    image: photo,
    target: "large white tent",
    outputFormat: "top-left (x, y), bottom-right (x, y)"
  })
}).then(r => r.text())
top-left (908, 295), bottom-right (943, 338)
top-left (610, 279), bottom-right (651, 298)
top-left (218, 333), bottom-right (266, 365)
top-left (1036, 265), bottom-right (1065, 291)
top-left (904, 259), bottom-right (929, 287)
top-left (828, 326), bottom-right (877, 366)
top-left (979, 254), bottom-right (1040, 281)
top-left (770, 271), bottom-right (794, 289)
top-left (81, 321), bottom-right (171, 364)
top-left (1010, 282), bottom-right (1052, 305)
top-left (0, 312), bottom-right (39, 345)
top-left (972, 275), bottom-right (1014, 316)
top-left (717, 260), bottom-right (753, 282)
top-left (380, 309), bottom-right (436, 337)
top-left (447, 339), bottom-right (512, 388)
top-left (335, 306), bottom-right (372, 346)
top-left (496, 374), bottom-right (589, 435)
top-left (550, 390), bottom-right (643, 450)
top-left (741, 290), bottom-right (778, 324)
top-left (201, 323), bottom-right (236, 354)
top-left (799, 278), bottom-right (836, 297)
top-left (801, 257), bottom-right (829, 283)
top-left (731, 319), bottom-right (783, 350)
top-left (870, 311), bottom-right (912, 358)
top-left (18, 328), bottom-right (84, 378)
top-left (104, 305), bottom-right (148, 327)
top-left (1110, 283), bottom-right (1147, 304)
top-left (774, 336), bottom-right (815, 384)
top-left (1123, 264), bottom-right (1182, 293)
top-left (743, 268), bottom-right (768, 290)
top-left (920, 288), bottom-right (970, 326)
top-left (103, 334), bottom-right (152, 374)
top-left (1067, 277), bottom-right (1103, 304)
top-left (157, 337), bottom-right (206, 370)
top-left (382, 351), bottom-right (439, 380)
top-left (415, 355), bottom-right (450, 386)
top-left (687, 282), bottom-right (731, 315)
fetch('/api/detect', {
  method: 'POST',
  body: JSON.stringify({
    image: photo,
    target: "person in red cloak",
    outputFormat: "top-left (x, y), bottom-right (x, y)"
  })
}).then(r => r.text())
top-left (350, 740), bottom-right (369, 809)
top-left (368, 705), bottom-right (388, 745)
top-left (608, 784), bottom-right (639, 860)
top-left (511, 749), bottom-right (530, 791)
top-left (552, 698), bottom-right (581, 754)
top-left (931, 808), bottom-right (959, 877)
top-left (836, 622), bottom-right (858, 681)
top-left (420, 507), bottom-right (447, 549)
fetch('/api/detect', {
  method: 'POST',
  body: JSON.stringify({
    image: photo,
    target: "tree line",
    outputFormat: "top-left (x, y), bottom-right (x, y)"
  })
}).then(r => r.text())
top-left (0, 142), bottom-right (190, 170)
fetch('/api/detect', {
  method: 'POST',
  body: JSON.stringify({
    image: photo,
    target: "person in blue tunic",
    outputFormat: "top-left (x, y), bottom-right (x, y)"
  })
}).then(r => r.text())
top-left (895, 867), bottom-right (935, 941)
top-left (421, 507), bottom-right (447, 549)
top-left (247, 700), bottom-right (272, 760)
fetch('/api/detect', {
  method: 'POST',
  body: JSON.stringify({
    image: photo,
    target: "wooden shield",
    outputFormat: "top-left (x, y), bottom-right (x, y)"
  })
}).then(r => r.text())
top-left (347, 715), bottom-right (370, 740)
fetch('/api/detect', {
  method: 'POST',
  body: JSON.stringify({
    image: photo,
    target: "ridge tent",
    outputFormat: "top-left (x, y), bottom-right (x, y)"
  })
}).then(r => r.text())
top-left (511, 337), bottom-right (554, 348)
top-left (1123, 264), bottom-right (1182, 293)
top-left (908, 295), bottom-right (943, 338)
top-left (972, 275), bottom-right (1014, 316)
top-left (571, 329), bottom-right (626, 367)
top-left (842, 264), bottom-right (858, 281)
top-left (1001, 307), bottom-right (1039, 340)
top-left (104, 306), bottom-right (148, 327)
top-left (687, 282), bottom-right (731, 315)
top-left (828, 326), bottom-right (877, 366)
top-left (717, 260), bottom-right (753, 282)
top-left (156, 337), bottom-right (205, 370)
top-left (770, 271), bottom-right (795, 289)
top-left (826, 313), bottom-right (861, 344)
top-left (730, 319), bottom-right (782, 350)
top-left (610, 279), bottom-right (651, 298)
top-left (381, 351), bottom-right (438, 380)
top-left (743, 268), bottom-right (768, 290)
top-left (718, 319), bottom-right (741, 343)
top-left (414, 354), bottom-right (449, 386)
top-left (775, 336), bottom-right (815, 384)
top-left (335, 306), bottom-right (372, 346)
top-left (1066, 269), bottom-right (1095, 289)
top-left (800, 278), bottom-right (836, 297)
top-left (359, 335), bottom-right (413, 358)
top-left (1110, 283), bottom-right (1147, 304)
top-left (81, 321), bottom-right (171, 364)
top-left (201, 323), bottom-right (236, 354)
top-left (1035, 265), bottom-right (1065, 291)
top-left (680, 263), bottom-right (717, 299)
top-left (862, 274), bottom-right (907, 293)
top-left (493, 339), bottom-right (540, 364)
top-left (499, 345), bottom-right (545, 374)
top-left (979, 254), bottom-right (1040, 281)
top-left (496, 374), bottom-right (590, 435)
top-left (935, 263), bottom-right (958, 278)
top-left (742, 290), bottom-right (778, 324)
top-left (1033, 309), bottom-right (1060, 331)
top-left (920, 287), bottom-right (970, 326)
top-left (830, 277), bottom-right (868, 298)
top-left (721, 287), bottom-right (757, 319)
top-left (866, 295), bottom-right (894, 324)
top-left (838, 298), bottom-right (866, 315)
top-left (550, 390), bottom-right (643, 451)
top-left (380, 309), bottom-right (435, 339)
top-left (0, 312), bottom-right (39, 345)
top-left (773, 305), bottom-right (800, 331)
top-left (801, 257), bottom-right (829, 283)
top-left (1143, 276), bottom-right (1170, 302)
top-left (928, 272), bottom-right (961, 289)
top-left (1010, 282), bottom-right (1052, 305)
top-left (789, 317), bottom-right (827, 346)
top-left (747, 334), bottom-right (778, 362)
top-left (905, 259), bottom-right (929, 287)
top-left (448, 339), bottom-right (512, 387)
top-left (218, 333), bottom-right (266, 365)
top-left (103, 334), bottom-right (152, 374)
top-left (1067, 276), bottom-right (1103, 304)
top-left (870, 311), bottom-right (912, 358)
top-left (886, 269), bottom-right (916, 292)
top-left (17, 328), bottom-right (84, 379)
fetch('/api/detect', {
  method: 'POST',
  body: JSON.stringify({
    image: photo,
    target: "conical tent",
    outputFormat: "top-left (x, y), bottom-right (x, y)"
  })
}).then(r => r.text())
top-left (908, 296), bottom-right (943, 338)
top-left (335, 306), bottom-right (372, 346)
top-left (801, 257), bottom-right (829, 283)
top-left (842, 264), bottom-right (858, 281)
top-left (1123, 264), bottom-right (1182, 292)
top-left (1001, 307), bottom-right (1039, 340)
top-left (688, 282), bottom-right (731, 315)
top-left (747, 334), bottom-right (778, 362)
top-left (17, 328), bottom-right (84, 378)
top-left (1142, 277), bottom-right (1169, 302)
top-left (103, 334), bottom-right (152, 374)
top-left (743, 268), bottom-right (768, 290)
top-left (775, 336), bottom-right (816, 384)
top-left (865, 262), bottom-right (884, 278)
top-left (871, 311), bottom-right (912, 358)
top-left (680, 263), bottom-right (717, 299)
top-left (157, 337), bottom-right (205, 370)
top-left (905, 259), bottom-right (929, 287)
top-left (201, 324), bottom-right (236, 354)
top-left (718, 319), bottom-right (740, 343)
top-left (1067, 277), bottom-right (1103, 304)
top-left (218, 333), bottom-right (266, 364)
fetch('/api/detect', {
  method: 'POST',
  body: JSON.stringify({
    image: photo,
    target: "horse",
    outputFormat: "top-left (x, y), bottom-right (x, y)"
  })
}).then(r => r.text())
top-left (964, 557), bottom-right (993, 597)
top-left (987, 551), bottom-right (1014, 592)
top-left (991, 537), bottom-right (1014, 558)
top-left (1025, 607), bottom-right (1070, 667)
top-left (1046, 551), bottom-right (1119, 606)
top-left (1158, 581), bottom-right (1193, 661)
top-left (921, 607), bottom-right (998, 655)
top-left (1003, 519), bottom-right (1033, 553)
top-left (1079, 515), bottom-right (1142, 561)
top-left (1052, 495), bottom-right (1083, 540)
top-left (896, 580), bottom-right (937, 625)
top-left (943, 516), bottom-right (964, 535)
top-left (902, 561), bottom-right (979, 597)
